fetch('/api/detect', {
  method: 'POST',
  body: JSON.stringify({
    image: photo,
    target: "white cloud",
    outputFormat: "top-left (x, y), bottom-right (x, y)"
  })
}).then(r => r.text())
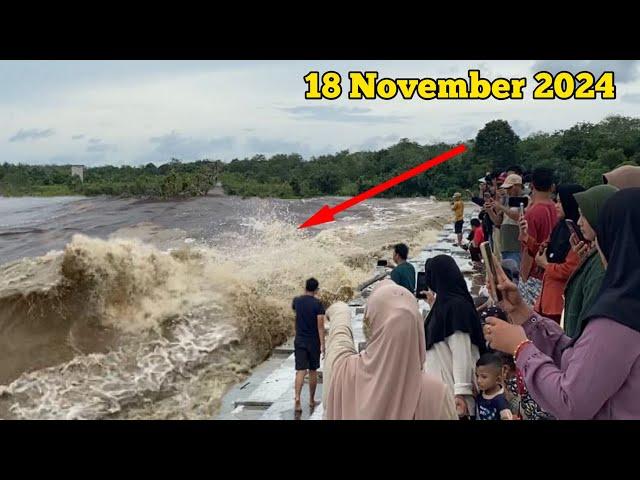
top-left (9, 128), bottom-right (55, 142)
top-left (87, 142), bottom-right (117, 153)
top-left (281, 105), bottom-right (410, 124)
top-left (0, 60), bottom-right (638, 165)
top-left (532, 60), bottom-right (640, 82)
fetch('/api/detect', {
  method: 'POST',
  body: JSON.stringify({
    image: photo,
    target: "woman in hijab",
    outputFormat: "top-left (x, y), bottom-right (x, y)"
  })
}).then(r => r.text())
top-left (423, 255), bottom-right (486, 418)
top-left (324, 280), bottom-right (457, 420)
top-left (603, 165), bottom-right (640, 189)
top-left (483, 188), bottom-right (640, 419)
top-left (563, 185), bottom-right (618, 337)
top-left (533, 184), bottom-right (585, 323)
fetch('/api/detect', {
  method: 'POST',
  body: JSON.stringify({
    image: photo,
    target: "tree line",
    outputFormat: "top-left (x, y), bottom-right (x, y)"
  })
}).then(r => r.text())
top-left (222, 115), bottom-right (640, 199)
top-left (1, 116), bottom-right (638, 199)
top-left (0, 159), bottom-right (222, 198)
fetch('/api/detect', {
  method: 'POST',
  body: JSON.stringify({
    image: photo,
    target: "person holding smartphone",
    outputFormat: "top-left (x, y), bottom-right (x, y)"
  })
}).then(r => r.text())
top-left (490, 174), bottom-right (527, 270)
top-left (563, 185), bottom-right (618, 337)
top-left (532, 184), bottom-right (585, 324)
top-left (483, 188), bottom-right (640, 419)
top-left (323, 282), bottom-right (457, 420)
top-left (422, 255), bottom-right (487, 419)
top-left (516, 168), bottom-right (557, 307)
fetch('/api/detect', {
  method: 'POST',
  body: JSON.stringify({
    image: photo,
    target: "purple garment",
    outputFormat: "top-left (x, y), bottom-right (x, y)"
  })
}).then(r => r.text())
top-left (516, 314), bottom-right (640, 420)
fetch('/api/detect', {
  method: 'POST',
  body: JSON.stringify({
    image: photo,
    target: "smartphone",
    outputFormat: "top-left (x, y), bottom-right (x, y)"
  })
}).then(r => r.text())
top-left (480, 241), bottom-right (502, 302)
top-left (415, 271), bottom-right (428, 299)
top-left (565, 219), bottom-right (586, 243)
top-left (508, 196), bottom-right (529, 209)
top-left (376, 259), bottom-right (388, 267)
top-left (480, 305), bottom-right (508, 325)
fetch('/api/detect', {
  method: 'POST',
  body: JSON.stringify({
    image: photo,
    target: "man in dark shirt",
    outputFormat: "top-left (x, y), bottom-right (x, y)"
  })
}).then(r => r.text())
top-left (389, 243), bottom-right (416, 293)
top-left (291, 277), bottom-right (325, 413)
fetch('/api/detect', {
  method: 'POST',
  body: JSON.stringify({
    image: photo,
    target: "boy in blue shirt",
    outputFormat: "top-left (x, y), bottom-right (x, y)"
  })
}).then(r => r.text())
top-left (475, 353), bottom-right (513, 420)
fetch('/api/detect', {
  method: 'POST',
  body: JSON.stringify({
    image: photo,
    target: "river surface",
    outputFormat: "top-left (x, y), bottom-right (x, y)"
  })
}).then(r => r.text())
top-left (0, 192), bottom-right (450, 419)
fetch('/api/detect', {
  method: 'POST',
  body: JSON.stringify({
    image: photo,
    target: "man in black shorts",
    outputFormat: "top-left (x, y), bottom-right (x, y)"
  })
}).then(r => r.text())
top-left (292, 277), bottom-right (325, 413)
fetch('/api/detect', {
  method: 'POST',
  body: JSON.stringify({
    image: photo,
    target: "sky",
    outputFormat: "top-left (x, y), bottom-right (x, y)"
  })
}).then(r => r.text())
top-left (1, 60), bottom-right (639, 166)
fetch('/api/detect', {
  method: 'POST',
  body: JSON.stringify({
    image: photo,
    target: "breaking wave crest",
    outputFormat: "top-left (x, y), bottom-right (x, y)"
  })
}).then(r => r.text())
top-left (0, 204), bottom-right (448, 419)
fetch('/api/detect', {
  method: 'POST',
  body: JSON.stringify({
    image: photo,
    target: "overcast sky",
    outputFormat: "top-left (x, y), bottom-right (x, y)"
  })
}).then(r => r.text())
top-left (1, 60), bottom-right (639, 166)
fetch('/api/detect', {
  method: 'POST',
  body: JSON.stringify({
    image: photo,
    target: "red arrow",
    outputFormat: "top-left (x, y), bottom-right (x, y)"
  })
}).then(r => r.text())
top-left (298, 144), bottom-right (467, 229)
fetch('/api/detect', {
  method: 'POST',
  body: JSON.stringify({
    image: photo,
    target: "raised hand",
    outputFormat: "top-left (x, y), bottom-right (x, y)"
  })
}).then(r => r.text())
top-left (483, 317), bottom-right (528, 356)
top-left (419, 290), bottom-right (436, 307)
top-left (570, 233), bottom-right (591, 260)
top-left (518, 216), bottom-right (528, 242)
top-left (535, 247), bottom-right (548, 269)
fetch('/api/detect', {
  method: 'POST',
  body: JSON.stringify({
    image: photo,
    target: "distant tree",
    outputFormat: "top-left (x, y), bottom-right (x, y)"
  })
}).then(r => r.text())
top-left (596, 148), bottom-right (627, 170)
top-left (474, 120), bottom-right (520, 171)
top-left (314, 170), bottom-right (342, 195)
top-left (576, 160), bottom-right (607, 189)
top-left (289, 177), bottom-right (302, 197)
top-left (144, 163), bottom-right (158, 174)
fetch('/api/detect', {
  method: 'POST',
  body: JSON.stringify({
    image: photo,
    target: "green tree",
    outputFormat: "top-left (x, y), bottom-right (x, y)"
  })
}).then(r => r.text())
top-left (474, 120), bottom-right (520, 171)
top-left (596, 148), bottom-right (627, 171)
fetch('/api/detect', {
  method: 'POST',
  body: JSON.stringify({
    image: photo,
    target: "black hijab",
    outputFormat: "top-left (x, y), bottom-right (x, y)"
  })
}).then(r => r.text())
top-left (424, 255), bottom-right (486, 352)
top-left (580, 188), bottom-right (640, 336)
top-left (546, 184), bottom-right (585, 264)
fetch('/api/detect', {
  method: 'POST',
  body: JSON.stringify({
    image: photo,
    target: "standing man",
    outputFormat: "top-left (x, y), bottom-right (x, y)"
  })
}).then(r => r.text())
top-left (505, 165), bottom-right (524, 177)
top-left (292, 277), bottom-right (325, 413)
top-left (389, 243), bottom-right (416, 293)
top-left (517, 168), bottom-right (558, 306)
top-left (468, 178), bottom-right (495, 252)
top-left (490, 173), bottom-right (527, 269)
top-left (451, 192), bottom-right (465, 246)
top-left (480, 174), bottom-right (496, 247)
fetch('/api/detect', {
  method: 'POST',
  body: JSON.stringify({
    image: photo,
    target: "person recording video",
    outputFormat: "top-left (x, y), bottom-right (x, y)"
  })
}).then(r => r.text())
top-left (489, 173), bottom-right (528, 270)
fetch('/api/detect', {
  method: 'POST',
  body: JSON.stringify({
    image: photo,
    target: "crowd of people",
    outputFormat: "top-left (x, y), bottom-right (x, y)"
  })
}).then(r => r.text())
top-left (290, 164), bottom-right (640, 420)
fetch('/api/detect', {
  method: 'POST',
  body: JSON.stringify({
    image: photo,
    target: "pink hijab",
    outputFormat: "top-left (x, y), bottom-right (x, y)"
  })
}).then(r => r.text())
top-left (604, 165), bottom-right (640, 189)
top-left (325, 280), bottom-right (455, 420)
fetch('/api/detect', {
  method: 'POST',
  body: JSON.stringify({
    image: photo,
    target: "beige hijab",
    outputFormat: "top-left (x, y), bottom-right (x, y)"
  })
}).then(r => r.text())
top-left (604, 165), bottom-right (640, 189)
top-left (324, 280), bottom-right (456, 420)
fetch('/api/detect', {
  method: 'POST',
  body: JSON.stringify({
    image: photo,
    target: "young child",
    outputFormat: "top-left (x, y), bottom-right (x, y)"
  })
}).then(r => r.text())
top-left (468, 218), bottom-right (485, 270)
top-left (499, 353), bottom-right (522, 419)
top-left (475, 353), bottom-right (513, 420)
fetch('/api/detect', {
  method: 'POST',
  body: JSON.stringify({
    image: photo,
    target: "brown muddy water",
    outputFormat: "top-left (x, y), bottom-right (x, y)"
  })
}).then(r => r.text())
top-left (0, 193), bottom-right (450, 419)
